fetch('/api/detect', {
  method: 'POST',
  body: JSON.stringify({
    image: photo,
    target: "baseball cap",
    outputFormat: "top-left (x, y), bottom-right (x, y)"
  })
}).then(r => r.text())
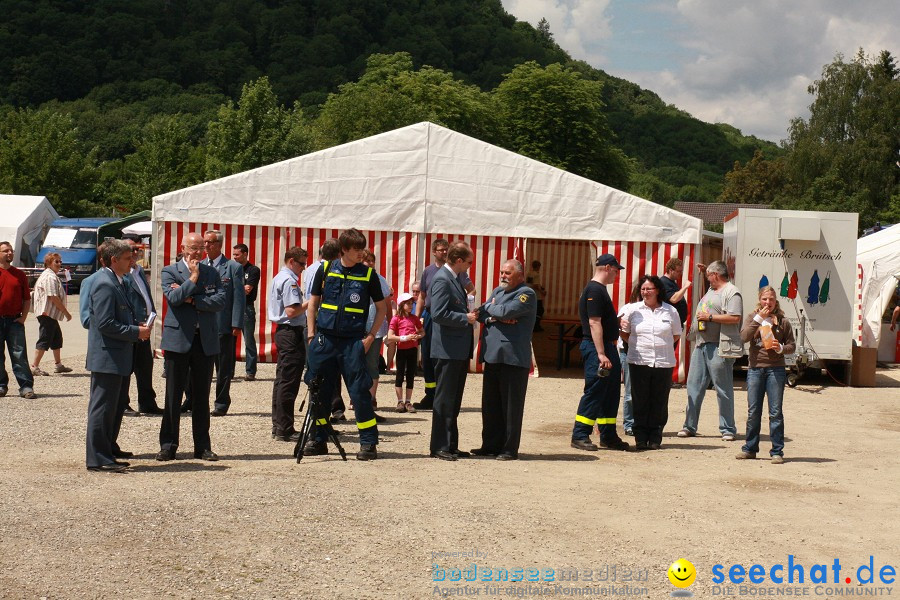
top-left (595, 253), bottom-right (624, 270)
top-left (397, 292), bottom-right (415, 304)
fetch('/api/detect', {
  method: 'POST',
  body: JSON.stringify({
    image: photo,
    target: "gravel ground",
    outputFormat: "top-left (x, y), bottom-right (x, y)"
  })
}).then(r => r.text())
top-left (1, 355), bottom-right (898, 599)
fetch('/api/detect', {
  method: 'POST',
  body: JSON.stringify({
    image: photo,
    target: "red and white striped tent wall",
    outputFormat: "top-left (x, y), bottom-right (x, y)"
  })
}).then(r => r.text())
top-left (154, 221), bottom-right (520, 372)
top-left (151, 122), bottom-right (703, 376)
top-left (526, 238), bottom-right (698, 382)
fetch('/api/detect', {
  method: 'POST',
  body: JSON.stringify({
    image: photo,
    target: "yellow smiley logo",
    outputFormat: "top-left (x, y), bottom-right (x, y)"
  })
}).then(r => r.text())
top-left (519, 294), bottom-right (529, 303)
top-left (667, 559), bottom-right (696, 588)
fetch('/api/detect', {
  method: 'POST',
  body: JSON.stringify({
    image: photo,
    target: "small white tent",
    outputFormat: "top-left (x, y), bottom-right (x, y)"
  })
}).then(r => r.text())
top-left (153, 122), bottom-right (702, 372)
top-left (857, 224), bottom-right (900, 350)
top-left (0, 195), bottom-right (59, 267)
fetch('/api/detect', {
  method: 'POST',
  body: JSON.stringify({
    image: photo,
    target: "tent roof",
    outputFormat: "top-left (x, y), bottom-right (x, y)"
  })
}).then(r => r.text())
top-left (858, 223), bottom-right (900, 264)
top-left (153, 122), bottom-right (702, 244)
top-left (1, 194), bottom-right (54, 224)
top-left (857, 224), bottom-right (900, 348)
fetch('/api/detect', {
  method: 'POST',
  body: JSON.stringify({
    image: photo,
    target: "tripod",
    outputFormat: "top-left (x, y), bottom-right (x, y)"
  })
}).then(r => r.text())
top-left (293, 375), bottom-right (347, 462)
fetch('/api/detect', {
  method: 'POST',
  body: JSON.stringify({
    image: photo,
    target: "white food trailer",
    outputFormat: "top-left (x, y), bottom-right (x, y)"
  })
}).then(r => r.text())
top-left (723, 208), bottom-right (858, 385)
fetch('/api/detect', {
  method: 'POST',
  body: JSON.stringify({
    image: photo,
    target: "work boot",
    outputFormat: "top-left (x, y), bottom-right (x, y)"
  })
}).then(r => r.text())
top-left (356, 444), bottom-right (378, 461)
top-left (570, 438), bottom-right (599, 451)
top-left (302, 441), bottom-right (328, 456)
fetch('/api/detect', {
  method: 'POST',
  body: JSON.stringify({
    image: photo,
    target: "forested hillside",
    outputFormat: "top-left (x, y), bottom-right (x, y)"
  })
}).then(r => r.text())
top-left (2, 0), bottom-right (894, 228)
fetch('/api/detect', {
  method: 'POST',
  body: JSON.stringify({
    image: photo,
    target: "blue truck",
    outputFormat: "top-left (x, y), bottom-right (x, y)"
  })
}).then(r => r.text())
top-left (35, 211), bottom-right (150, 290)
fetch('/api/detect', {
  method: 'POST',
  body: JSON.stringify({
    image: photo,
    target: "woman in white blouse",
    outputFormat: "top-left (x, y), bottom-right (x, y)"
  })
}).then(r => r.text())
top-left (620, 275), bottom-right (682, 450)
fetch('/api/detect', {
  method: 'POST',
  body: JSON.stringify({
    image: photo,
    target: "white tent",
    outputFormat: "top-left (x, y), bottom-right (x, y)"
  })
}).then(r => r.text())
top-left (122, 221), bottom-right (153, 237)
top-left (0, 195), bottom-right (59, 267)
top-left (152, 122), bottom-right (702, 372)
top-left (858, 224), bottom-right (900, 349)
top-left (154, 121), bottom-right (700, 244)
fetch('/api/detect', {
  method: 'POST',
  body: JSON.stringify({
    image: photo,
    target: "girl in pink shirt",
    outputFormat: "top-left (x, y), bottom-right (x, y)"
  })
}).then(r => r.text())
top-left (387, 292), bottom-right (424, 412)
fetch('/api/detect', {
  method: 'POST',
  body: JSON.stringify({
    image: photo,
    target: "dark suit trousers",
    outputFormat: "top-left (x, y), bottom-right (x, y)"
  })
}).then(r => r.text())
top-left (86, 372), bottom-right (129, 468)
top-left (629, 364), bottom-right (672, 445)
top-left (481, 362), bottom-right (529, 456)
top-left (430, 358), bottom-right (468, 454)
top-left (272, 325), bottom-right (306, 435)
top-left (111, 373), bottom-right (131, 454)
top-left (213, 333), bottom-right (236, 412)
top-left (132, 339), bottom-right (158, 411)
top-left (160, 333), bottom-right (213, 452)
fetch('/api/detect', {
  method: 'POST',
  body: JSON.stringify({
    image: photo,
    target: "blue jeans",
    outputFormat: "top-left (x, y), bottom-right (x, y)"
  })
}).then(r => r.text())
top-left (619, 348), bottom-right (633, 431)
top-left (0, 316), bottom-right (33, 393)
top-left (684, 342), bottom-right (736, 435)
top-left (743, 367), bottom-right (786, 456)
top-left (572, 340), bottom-right (622, 442)
top-left (243, 306), bottom-right (258, 375)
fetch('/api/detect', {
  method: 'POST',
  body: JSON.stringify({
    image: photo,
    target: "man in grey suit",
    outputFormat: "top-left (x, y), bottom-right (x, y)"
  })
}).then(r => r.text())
top-left (203, 229), bottom-right (245, 416)
top-left (85, 240), bottom-right (151, 473)
top-left (428, 241), bottom-right (478, 461)
top-left (473, 259), bottom-right (537, 461)
top-left (157, 232), bottom-right (225, 462)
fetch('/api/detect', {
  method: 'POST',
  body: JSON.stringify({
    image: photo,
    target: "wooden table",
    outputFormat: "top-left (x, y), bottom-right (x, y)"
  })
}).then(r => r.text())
top-left (542, 316), bottom-right (582, 370)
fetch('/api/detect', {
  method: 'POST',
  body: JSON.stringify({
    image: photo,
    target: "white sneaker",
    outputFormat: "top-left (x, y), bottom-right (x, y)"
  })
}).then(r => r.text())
top-left (676, 429), bottom-right (694, 438)
top-left (722, 434), bottom-right (736, 441)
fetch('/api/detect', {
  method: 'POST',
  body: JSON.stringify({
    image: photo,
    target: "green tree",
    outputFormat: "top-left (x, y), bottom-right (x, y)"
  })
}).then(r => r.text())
top-left (109, 115), bottom-right (204, 213)
top-left (0, 107), bottom-right (100, 215)
top-left (782, 49), bottom-right (899, 227)
top-left (313, 52), bottom-right (502, 149)
top-left (204, 76), bottom-right (312, 179)
top-left (718, 150), bottom-right (786, 205)
top-left (494, 61), bottom-right (631, 189)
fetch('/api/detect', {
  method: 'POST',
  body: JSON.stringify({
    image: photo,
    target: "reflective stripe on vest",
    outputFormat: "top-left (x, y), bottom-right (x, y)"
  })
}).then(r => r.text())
top-left (316, 260), bottom-right (373, 335)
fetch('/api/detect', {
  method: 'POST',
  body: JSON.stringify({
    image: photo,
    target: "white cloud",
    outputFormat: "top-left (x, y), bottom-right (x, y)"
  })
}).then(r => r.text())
top-left (500, 0), bottom-right (900, 142)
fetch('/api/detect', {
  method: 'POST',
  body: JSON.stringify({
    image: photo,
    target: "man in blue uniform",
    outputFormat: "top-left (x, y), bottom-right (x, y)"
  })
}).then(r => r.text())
top-left (305, 228), bottom-right (388, 461)
top-left (232, 243), bottom-right (261, 381)
top-left (474, 259), bottom-right (537, 460)
top-left (571, 254), bottom-right (630, 452)
top-left (267, 246), bottom-right (308, 442)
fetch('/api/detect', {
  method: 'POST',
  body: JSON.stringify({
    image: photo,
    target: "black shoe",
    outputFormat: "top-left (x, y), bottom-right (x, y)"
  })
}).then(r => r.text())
top-left (356, 444), bottom-right (378, 461)
top-left (245, 373), bottom-right (255, 382)
top-left (273, 431), bottom-right (301, 442)
top-left (112, 449), bottom-right (134, 459)
top-left (155, 448), bottom-right (176, 461)
top-left (649, 442), bottom-right (662, 450)
top-left (599, 438), bottom-right (630, 451)
top-left (87, 463), bottom-right (127, 473)
top-left (634, 440), bottom-right (650, 450)
top-left (180, 403), bottom-right (192, 414)
top-left (210, 408), bottom-right (227, 417)
top-left (470, 447), bottom-right (500, 456)
top-left (454, 450), bottom-right (471, 458)
top-left (431, 450), bottom-right (457, 461)
top-left (302, 441), bottom-right (328, 456)
top-left (194, 449), bottom-right (219, 461)
top-left (496, 453), bottom-right (518, 461)
top-left (113, 460), bottom-right (131, 467)
top-left (140, 406), bottom-right (164, 415)
top-left (412, 398), bottom-right (433, 410)
top-left (123, 406), bottom-right (140, 417)
top-left (571, 438), bottom-right (599, 451)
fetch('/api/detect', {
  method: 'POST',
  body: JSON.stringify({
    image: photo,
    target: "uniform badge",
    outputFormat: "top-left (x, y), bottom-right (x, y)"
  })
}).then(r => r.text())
top-left (350, 293), bottom-right (361, 303)
top-left (519, 293), bottom-right (529, 303)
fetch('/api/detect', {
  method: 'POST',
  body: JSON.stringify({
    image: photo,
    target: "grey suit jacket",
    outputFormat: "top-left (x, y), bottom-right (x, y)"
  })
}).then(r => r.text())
top-left (160, 261), bottom-right (225, 356)
top-left (124, 265), bottom-right (155, 325)
top-left (478, 283), bottom-right (537, 369)
top-left (85, 268), bottom-right (139, 376)
top-left (429, 266), bottom-right (473, 361)
top-left (79, 270), bottom-right (100, 329)
top-left (206, 256), bottom-right (246, 335)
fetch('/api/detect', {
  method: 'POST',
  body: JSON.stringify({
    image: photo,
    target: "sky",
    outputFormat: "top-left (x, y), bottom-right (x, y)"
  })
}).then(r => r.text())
top-left (499, 0), bottom-right (899, 143)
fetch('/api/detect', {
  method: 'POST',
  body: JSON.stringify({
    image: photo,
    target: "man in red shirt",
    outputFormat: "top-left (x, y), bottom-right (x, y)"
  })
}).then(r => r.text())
top-left (0, 241), bottom-right (36, 399)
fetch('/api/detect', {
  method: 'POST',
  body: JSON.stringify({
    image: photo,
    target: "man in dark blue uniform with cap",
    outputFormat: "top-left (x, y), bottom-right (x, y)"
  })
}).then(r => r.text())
top-left (304, 228), bottom-right (388, 461)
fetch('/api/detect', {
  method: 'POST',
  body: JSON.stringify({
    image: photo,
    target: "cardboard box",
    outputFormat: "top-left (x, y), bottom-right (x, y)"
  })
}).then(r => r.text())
top-left (851, 345), bottom-right (878, 387)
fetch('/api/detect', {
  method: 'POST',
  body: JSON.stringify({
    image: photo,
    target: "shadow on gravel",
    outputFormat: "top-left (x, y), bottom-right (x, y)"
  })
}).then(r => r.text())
top-left (128, 463), bottom-right (228, 472)
top-left (523, 453), bottom-right (600, 461)
top-left (657, 443), bottom-right (727, 450)
top-left (773, 457), bottom-right (837, 464)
